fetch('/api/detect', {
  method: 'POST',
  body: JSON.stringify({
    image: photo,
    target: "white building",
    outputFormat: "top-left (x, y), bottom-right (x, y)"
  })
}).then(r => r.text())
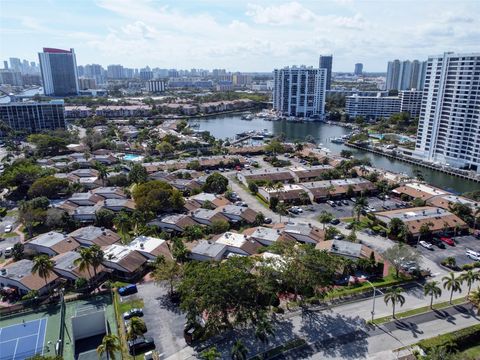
top-left (413, 52), bottom-right (480, 173)
top-left (345, 93), bottom-right (401, 120)
top-left (273, 66), bottom-right (326, 119)
top-left (147, 79), bottom-right (166, 93)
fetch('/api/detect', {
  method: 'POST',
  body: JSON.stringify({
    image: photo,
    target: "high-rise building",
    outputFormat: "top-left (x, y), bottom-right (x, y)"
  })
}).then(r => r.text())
top-left (386, 59), bottom-right (427, 90)
top-left (147, 80), bottom-right (166, 93)
top-left (38, 48), bottom-right (79, 96)
top-left (9, 58), bottom-right (22, 72)
top-left (354, 63), bottom-right (363, 76)
top-left (84, 64), bottom-right (105, 85)
top-left (78, 78), bottom-right (97, 90)
top-left (232, 73), bottom-right (252, 87)
top-left (273, 66), bottom-right (326, 119)
top-left (318, 55), bottom-right (333, 90)
top-left (0, 70), bottom-right (23, 86)
top-left (3, 61), bottom-right (8, 69)
top-left (140, 67), bottom-right (153, 81)
top-left (399, 89), bottom-right (423, 118)
top-left (107, 65), bottom-right (124, 79)
top-left (0, 100), bottom-right (65, 133)
top-left (413, 52), bottom-right (480, 172)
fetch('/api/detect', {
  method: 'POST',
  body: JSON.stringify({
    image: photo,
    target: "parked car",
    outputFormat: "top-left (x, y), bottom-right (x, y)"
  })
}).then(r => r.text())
top-left (350, 198), bottom-right (356, 202)
top-left (430, 238), bottom-right (446, 249)
top-left (345, 223), bottom-right (354, 230)
top-left (419, 241), bottom-right (434, 250)
top-left (4, 247), bottom-right (13, 258)
top-left (123, 308), bottom-right (144, 320)
top-left (330, 219), bottom-right (340, 225)
top-left (334, 234), bottom-right (345, 240)
top-left (439, 237), bottom-right (455, 246)
top-left (128, 336), bottom-right (155, 355)
top-left (327, 200), bottom-right (336, 207)
top-left (118, 284), bottom-right (138, 296)
top-left (342, 200), bottom-right (349, 206)
top-left (235, 201), bottom-right (248, 207)
top-left (263, 217), bottom-right (272, 224)
top-left (466, 250), bottom-right (480, 261)
top-left (4, 224), bottom-right (12, 233)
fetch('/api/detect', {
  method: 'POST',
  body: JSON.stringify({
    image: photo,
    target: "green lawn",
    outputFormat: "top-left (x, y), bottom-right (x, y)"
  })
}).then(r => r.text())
top-left (460, 344), bottom-right (480, 358)
top-left (3, 232), bottom-right (18, 238)
top-left (117, 297), bottom-right (145, 314)
top-left (325, 270), bottom-right (410, 301)
top-left (370, 297), bottom-right (467, 325)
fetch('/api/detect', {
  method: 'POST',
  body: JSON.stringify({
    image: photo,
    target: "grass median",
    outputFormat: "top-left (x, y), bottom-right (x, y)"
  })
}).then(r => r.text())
top-left (369, 297), bottom-right (467, 325)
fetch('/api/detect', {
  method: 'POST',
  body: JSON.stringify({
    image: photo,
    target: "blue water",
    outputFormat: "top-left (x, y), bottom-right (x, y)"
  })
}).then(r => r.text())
top-left (123, 154), bottom-right (143, 161)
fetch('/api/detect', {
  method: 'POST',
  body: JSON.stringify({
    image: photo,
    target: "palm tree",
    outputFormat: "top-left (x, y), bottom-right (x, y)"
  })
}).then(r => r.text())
top-left (97, 334), bottom-right (120, 360)
top-left (299, 191), bottom-right (310, 205)
top-left (94, 161), bottom-right (109, 187)
top-left (424, 281), bottom-right (442, 309)
top-left (318, 211), bottom-right (334, 230)
top-left (442, 272), bottom-right (462, 304)
top-left (113, 211), bottom-right (132, 243)
top-left (473, 208), bottom-right (480, 230)
top-left (231, 339), bottom-right (248, 360)
top-left (460, 270), bottom-right (480, 296)
top-left (354, 197), bottom-right (368, 222)
top-left (89, 245), bottom-right (105, 287)
top-left (277, 202), bottom-right (288, 223)
top-left (74, 247), bottom-right (93, 286)
top-left (468, 287), bottom-right (480, 315)
top-left (126, 317), bottom-right (147, 341)
top-left (31, 255), bottom-right (55, 294)
top-left (255, 318), bottom-right (275, 344)
top-left (384, 287), bottom-right (405, 319)
top-left (417, 221), bottom-right (434, 245)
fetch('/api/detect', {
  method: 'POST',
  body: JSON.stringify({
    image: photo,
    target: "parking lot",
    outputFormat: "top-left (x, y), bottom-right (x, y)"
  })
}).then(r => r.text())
top-left (415, 235), bottom-right (480, 268)
top-left (136, 282), bottom-right (187, 358)
top-left (296, 196), bottom-right (406, 220)
top-left (0, 214), bottom-right (19, 260)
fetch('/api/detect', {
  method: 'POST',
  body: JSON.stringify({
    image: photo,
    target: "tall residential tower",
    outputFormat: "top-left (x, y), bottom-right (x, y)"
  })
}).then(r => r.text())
top-left (273, 66), bottom-right (326, 119)
top-left (38, 48), bottom-right (79, 96)
top-left (413, 52), bottom-right (480, 173)
top-left (318, 55), bottom-right (333, 90)
top-left (386, 59), bottom-right (427, 90)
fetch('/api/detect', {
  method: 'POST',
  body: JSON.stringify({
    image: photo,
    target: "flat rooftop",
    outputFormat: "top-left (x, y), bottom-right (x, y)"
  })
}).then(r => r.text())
top-left (127, 235), bottom-right (166, 253)
top-left (29, 231), bottom-right (69, 248)
top-left (215, 232), bottom-right (247, 248)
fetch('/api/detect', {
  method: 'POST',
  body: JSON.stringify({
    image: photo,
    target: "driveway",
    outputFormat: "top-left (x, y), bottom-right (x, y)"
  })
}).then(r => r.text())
top-left (137, 281), bottom-right (187, 358)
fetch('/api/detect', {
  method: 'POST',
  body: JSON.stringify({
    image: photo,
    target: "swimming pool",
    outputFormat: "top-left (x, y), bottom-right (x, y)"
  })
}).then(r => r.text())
top-left (123, 154), bottom-right (144, 162)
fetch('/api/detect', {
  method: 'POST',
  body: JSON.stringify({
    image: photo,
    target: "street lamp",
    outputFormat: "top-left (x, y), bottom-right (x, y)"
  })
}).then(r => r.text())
top-left (365, 280), bottom-right (383, 323)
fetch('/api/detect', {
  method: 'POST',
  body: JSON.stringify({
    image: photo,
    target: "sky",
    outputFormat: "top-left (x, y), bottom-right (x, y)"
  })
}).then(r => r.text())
top-left (0, 0), bottom-right (479, 72)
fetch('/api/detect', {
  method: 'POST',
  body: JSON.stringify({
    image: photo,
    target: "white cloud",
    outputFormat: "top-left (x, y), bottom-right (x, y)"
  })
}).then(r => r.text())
top-left (246, 2), bottom-right (317, 25)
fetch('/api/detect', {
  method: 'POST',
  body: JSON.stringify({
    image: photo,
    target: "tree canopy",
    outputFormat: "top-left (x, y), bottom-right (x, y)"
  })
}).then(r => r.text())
top-left (132, 180), bottom-right (184, 214)
top-left (203, 173), bottom-right (228, 194)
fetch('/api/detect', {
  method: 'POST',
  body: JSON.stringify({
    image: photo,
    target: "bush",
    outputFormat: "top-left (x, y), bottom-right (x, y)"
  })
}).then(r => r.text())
top-left (418, 324), bottom-right (480, 353)
top-left (462, 263), bottom-right (474, 271)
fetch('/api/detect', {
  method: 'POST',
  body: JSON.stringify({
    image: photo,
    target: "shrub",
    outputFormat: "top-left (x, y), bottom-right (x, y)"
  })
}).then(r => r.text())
top-left (418, 324), bottom-right (480, 353)
top-left (462, 263), bottom-right (474, 271)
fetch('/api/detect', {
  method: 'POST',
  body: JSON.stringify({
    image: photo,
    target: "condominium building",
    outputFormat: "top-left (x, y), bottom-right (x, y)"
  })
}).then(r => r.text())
top-left (147, 79), bottom-right (166, 93)
top-left (273, 66), bottom-right (326, 119)
top-left (38, 48), bottom-right (79, 96)
top-left (386, 59), bottom-right (427, 90)
top-left (399, 89), bottom-right (423, 118)
top-left (319, 55), bottom-right (333, 90)
top-left (78, 77), bottom-right (97, 90)
top-left (0, 100), bottom-right (65, 133)
top-left (107, 64), bottom-right (124, 79)
top-left (413, 52), bottom-right (480, 173)
top-left (354, 63), bottom-right (363, 76)
top-left (345, 93), bottom-right (401, 120)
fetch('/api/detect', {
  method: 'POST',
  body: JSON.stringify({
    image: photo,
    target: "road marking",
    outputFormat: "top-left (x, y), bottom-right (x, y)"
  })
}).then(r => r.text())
top-left (12, 337), bottom-right (19, 359)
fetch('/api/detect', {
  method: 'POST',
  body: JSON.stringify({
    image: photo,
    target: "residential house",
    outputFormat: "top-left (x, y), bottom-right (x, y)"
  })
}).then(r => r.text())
top-left (190, 209), bottom-right (230, 226)
top-left (280, 222), bottom-right (325, 244)
top-left (103, 199), bottom-right (136, 212)
top-left (244, 226), bottom-right (283, 247)
top-left (189, 240), bottom-right (227, 262)
top-left (125, 236), bottom-right (172, 260)
top-left (258, 184), bottom-right (308, 203)
top-left (0, 259), bottom-right (59, 296)
top-left (392, 182), bottom-right (449, 202)
top-left (374, 206), bottom-right (468, 238)
top-left (68, 226), bottom-right (121, 247)
top-left (149, 214), bottom-right (198, 233)
top-left (52, 251), bottom-right (106, 283)
top-left (25, 231), bottom-right (80, 257)
top-left (102, 244), bottom-right (147, 280)
top-left (237, 168), bottom-right (294, 186)
top-left (214, 232), bottom-right (262, 256)
top-left (218, 205), bottom-right (259, 224)
top-left (289, 165), bottom-right (334, 182)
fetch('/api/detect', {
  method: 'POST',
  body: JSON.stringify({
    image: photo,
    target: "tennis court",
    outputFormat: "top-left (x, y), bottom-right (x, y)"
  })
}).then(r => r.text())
top-left (0, 318), bottom-right (48, 360)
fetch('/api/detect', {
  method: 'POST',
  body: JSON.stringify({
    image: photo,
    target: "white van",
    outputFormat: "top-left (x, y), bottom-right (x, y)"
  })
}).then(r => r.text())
top-left (4, 247), bottom-right (13, 258)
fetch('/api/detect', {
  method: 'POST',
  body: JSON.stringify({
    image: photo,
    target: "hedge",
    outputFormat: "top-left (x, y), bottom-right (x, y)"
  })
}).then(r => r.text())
top-left (417, 324), bottom-right (480, 352)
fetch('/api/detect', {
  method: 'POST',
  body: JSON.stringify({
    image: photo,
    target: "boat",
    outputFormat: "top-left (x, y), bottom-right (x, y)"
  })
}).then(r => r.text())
top-left (241, 114), bottom-right (254, 121)
top-left (330, 137), bottom-right (345, 144)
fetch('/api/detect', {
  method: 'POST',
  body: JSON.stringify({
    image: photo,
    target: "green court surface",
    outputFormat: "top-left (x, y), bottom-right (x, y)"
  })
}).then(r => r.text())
top-left (0, 304), bottom-right (62, 359)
